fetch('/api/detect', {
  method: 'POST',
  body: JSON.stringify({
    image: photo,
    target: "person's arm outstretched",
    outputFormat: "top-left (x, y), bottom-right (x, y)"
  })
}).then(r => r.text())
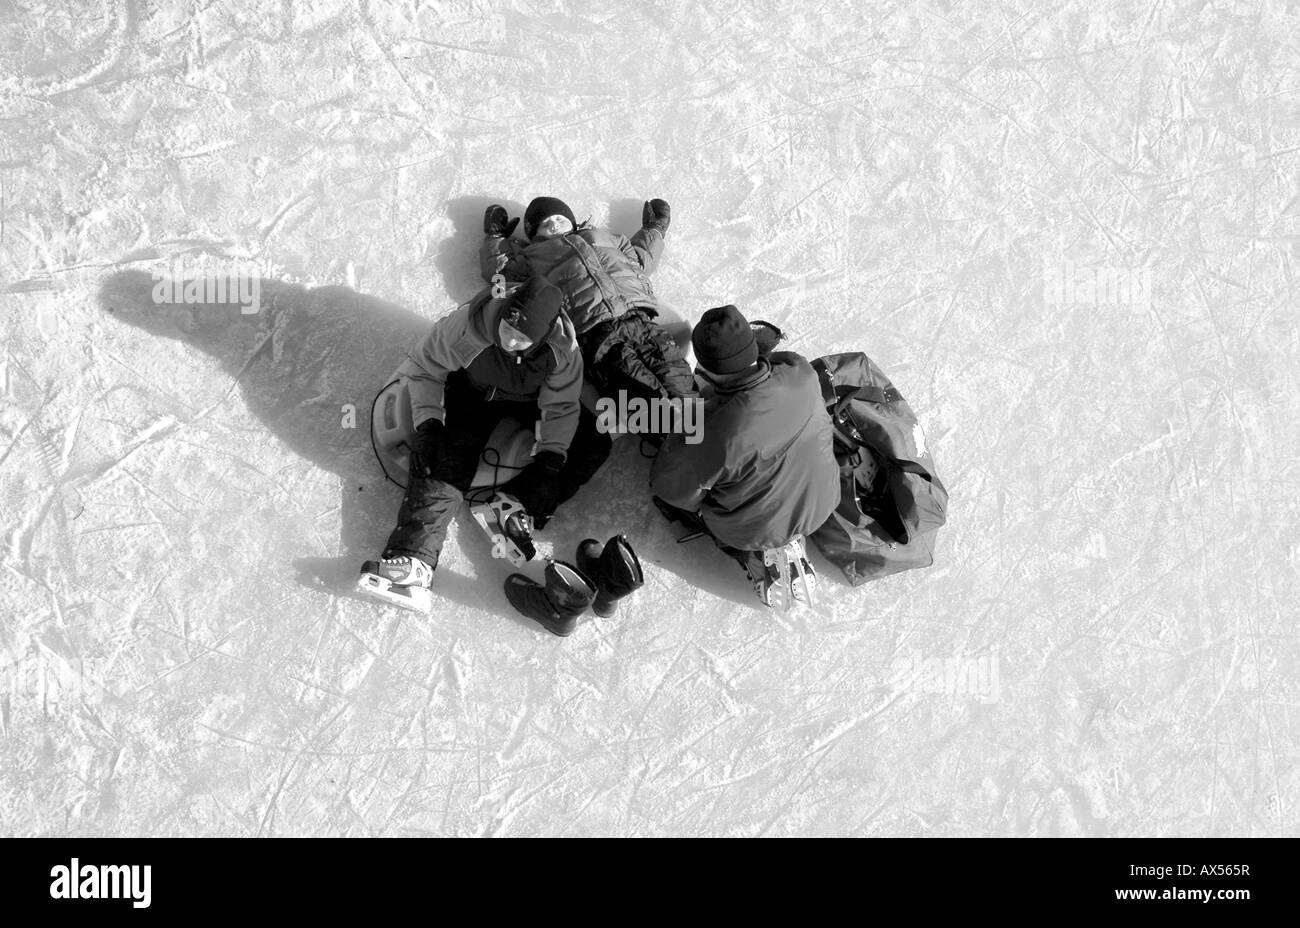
top-left (619, 198), bottom-right (670, 274)
top-left (480, 203), bottom-right (530, 284)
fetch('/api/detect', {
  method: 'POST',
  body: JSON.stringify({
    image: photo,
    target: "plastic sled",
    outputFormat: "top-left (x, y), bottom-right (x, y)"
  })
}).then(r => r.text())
top-left (371, 361), bottom-right (534, 490)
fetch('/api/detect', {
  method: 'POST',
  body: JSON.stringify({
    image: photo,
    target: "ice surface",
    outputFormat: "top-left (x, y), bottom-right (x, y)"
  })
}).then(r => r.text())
top-left (1, 0), bottom-right (1297, 836)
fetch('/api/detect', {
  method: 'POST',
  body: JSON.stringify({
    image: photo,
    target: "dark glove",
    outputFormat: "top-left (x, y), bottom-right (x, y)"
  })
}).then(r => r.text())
top-left (642, 198), bottom-right (670, 235)
top-left (520, 450), bottom-right (565, 527)
top-left (409, 418), bottom-right (444, 479)
top-left (484, 204), bottom-right (519, 238)
top-left (652, 496), bottom-right (709, 535)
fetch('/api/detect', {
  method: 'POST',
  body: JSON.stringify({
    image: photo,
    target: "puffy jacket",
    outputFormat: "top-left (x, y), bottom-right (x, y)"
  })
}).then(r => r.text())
top-left (405, 287), bottom-right (584, 458)
top-left (480, 224), bottom-right (663, 335)
top-left (649, 353), bottom-right (841, 550)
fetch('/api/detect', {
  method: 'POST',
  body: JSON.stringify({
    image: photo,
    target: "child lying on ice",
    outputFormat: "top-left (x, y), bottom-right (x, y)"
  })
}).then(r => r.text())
top-left (479, 196), bottom-right (697, 435)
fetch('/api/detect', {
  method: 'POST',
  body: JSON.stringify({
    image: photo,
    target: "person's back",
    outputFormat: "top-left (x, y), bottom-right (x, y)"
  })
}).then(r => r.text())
top-left (650, 305), bottom-right (840, 556)
top-left (673, 353), bottom-right (839, 550)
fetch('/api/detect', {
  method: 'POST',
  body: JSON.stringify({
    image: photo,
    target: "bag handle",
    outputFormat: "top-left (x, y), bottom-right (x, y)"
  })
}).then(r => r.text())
top-left (841, 384), bottom-right (902, 406)
top-left (892, 458), bottom-right (936, 482)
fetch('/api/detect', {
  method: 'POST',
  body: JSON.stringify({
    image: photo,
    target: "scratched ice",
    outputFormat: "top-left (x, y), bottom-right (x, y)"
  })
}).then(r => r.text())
top-left (0, 1), bottom-right (1296, 837)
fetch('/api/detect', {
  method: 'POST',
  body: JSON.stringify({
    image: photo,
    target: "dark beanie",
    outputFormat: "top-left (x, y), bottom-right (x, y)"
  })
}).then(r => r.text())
top-left (501, 278), bottom-right (564, 342)
top-left (524, 196), bottom-right (577, 239)
top-left (692, 304), bottom-right (758, 375)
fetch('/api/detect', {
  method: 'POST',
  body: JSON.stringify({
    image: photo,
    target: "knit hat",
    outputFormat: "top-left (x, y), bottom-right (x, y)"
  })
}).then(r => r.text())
top-left (692, 304), bottom-right (758, 375)
top-left (500, 278), bottom-right (564, 343)
top-left (524, 196), bottom-right (577, 239)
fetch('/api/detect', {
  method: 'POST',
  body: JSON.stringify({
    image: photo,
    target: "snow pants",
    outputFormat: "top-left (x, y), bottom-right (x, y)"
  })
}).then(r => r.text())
top-left (384, 373), bottom-right (612, 569)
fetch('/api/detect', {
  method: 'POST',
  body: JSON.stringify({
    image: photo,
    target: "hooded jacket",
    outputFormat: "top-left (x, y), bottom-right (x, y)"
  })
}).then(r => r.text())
top-left (649, 353), bottom-right (841, 550)
top-left (405, 286), bottom-right (584, 458)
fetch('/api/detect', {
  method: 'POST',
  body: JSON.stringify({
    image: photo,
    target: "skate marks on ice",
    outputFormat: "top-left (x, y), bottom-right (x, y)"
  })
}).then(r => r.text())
top-left (5, 0), bottom-right (139, 99)
top-left (94, 268), bottom-right (755, 626)
top-left (96, 265), bottom-right (549, 625)
top-left (433, 196), bottom-right (526, 303)
top-left (605, 198), bottom-right (649, 238)
top-left (96, 270), bottom-right (423, 565)
top-left (556, 438), bottom-right (832, 623)
top-left (292, 510), bottom-right (558, 631)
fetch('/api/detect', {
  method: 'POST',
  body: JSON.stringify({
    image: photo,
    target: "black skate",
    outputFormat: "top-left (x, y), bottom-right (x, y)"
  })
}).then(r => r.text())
top-left (357, 556), bottom-right (434, 613)
top-left (469, 492), bottom-right (536, 567)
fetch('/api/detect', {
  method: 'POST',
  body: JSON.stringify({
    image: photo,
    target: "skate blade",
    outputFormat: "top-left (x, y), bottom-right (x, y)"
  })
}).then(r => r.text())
top-left (761, 548), bottom-right (786, 612)
top-left (763, 541), bottom-right (811, 612)
top-left (786, 537), bottom-right (816, 607)
top-left (790, 568), bottom-right (816, 606)
top-left (470, 502), bottom-right (529, 567)
top-left (356, 573), bottom-right (432, 613)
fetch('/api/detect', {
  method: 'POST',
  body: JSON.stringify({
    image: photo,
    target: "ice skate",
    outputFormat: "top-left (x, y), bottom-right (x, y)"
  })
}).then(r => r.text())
top-left (357, 556), bottom-right (434, 613)
top-left (748, 563), bottom-right (777, 607)
top-left (759, 535), bottom-right (816, 611)
top-left (741, 552), bottom-right (779, 608)
top-left (470, 492), bottom-right (537, 567)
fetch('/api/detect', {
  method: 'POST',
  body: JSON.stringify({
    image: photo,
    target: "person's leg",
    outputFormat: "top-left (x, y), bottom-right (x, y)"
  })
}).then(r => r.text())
top-left (555, 405), bottom-right (612, 505)
top-left (651, 495), bottom-right (706, 533)
top-left (382, 376), bottom-right (498, 569)
top-left (496, 402), bottom-right (610, 525)
top-left (650, 496), bottom-right (754, 572)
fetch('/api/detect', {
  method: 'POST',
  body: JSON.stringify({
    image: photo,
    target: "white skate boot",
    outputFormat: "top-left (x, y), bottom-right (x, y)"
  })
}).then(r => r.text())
top-left (759, 535), bottom-right (816, 612)
top-left (357, 555), bottom-right (434, 613)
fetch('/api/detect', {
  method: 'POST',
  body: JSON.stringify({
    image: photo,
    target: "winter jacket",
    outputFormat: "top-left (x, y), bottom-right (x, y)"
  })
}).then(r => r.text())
top-left (649, 352), bottom-right (841, 550)
top-left (405, 288), bottom-right (584, 458)
top-left (480, 224), bottom-right (663, 335)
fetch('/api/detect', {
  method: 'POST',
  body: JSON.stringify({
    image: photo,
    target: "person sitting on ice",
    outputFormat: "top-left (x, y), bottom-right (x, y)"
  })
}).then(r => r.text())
top-left (480, 196), bottom-right (696, 438)
top-left (360, 276), bottom-right (611, 627)
top-left (648, 304), bottom-right (841, 606)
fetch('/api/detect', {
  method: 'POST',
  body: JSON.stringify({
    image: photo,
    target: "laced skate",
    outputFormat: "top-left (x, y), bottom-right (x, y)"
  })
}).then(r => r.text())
top-left (469, 492), bottom-right (536, 567)
top-left (747, 559), bottom-right (779, 608)
top-left (356, 555), bottom-right (434, 613)
top-left (760, 535), bottom-right (816, 611)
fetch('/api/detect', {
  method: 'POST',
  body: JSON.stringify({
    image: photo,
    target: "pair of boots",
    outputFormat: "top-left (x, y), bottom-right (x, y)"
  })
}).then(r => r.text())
top-left (504, 534), bottom-right (643, 637)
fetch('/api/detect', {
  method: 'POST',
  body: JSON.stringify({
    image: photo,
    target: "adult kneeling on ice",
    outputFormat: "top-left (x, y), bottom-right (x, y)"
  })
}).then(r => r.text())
top-left (649, 305), bottom-right (840, 606)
